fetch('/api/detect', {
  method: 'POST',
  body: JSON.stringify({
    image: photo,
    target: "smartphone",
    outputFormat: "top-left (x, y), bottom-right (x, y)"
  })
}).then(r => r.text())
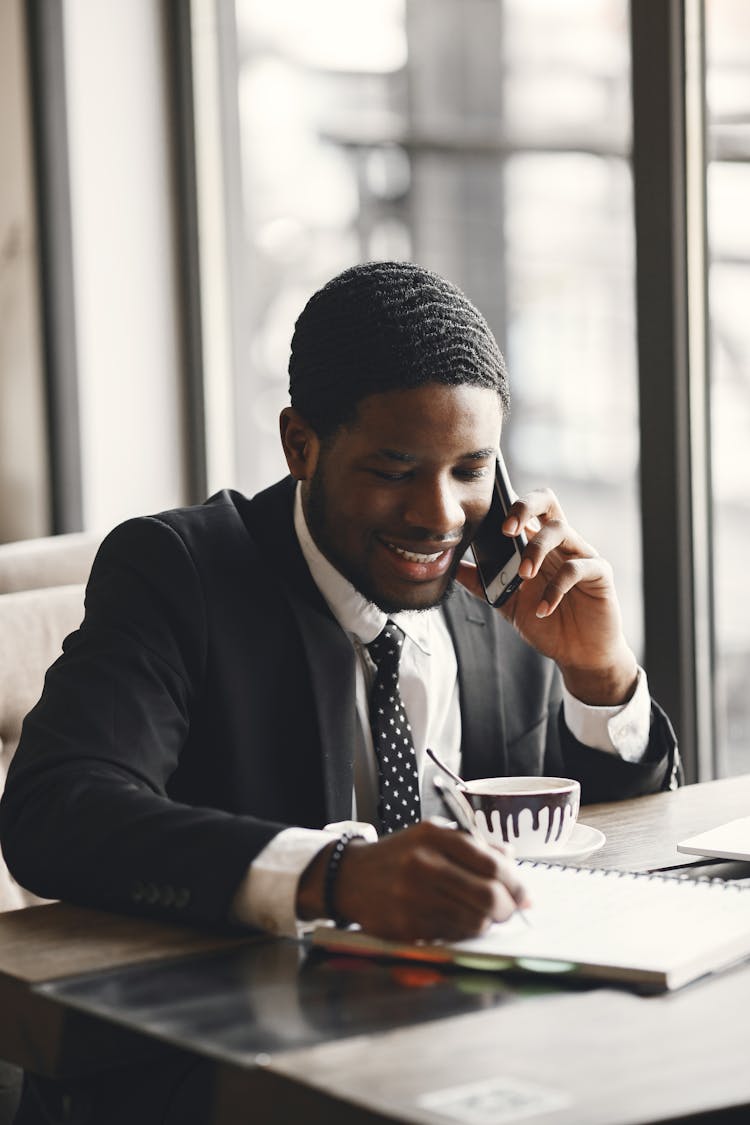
top-left (470, 452), bottom-right (528, 606)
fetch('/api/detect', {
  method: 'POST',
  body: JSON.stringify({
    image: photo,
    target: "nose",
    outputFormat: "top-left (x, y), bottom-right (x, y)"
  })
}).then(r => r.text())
top-left (402, 475), bottom-right (465, 537)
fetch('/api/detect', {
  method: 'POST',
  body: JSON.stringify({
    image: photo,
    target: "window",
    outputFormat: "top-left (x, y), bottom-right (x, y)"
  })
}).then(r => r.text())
top-left (224, 0), bottom-right (643, 649)
top-left (188, 0), bottom-right (744, 779)
top-left (706, 0), bottom-right (750, 775)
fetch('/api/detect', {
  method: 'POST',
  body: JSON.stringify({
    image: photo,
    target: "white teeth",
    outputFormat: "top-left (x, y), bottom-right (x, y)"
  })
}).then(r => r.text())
top-left (388, 543), bottom-right (445, 563)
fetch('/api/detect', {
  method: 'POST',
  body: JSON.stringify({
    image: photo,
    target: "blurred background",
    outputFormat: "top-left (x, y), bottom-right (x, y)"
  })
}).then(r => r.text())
top-left (1, 0), bottom-right (748, 780)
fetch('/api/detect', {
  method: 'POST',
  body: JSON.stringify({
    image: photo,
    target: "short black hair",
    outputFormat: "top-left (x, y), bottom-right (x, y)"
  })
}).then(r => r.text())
top-left (288, 261), bottom-right (509, 437)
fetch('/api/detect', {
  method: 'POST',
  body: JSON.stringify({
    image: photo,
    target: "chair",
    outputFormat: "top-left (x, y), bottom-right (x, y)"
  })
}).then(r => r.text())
top-left (0, 532), bottom-right (99, 595)
top-left (0, 583), bottom-right (90, 912)
top-left (0, 534), bottom-right (99, 1124)
top-left (0, 531), bottom-right (100, 911)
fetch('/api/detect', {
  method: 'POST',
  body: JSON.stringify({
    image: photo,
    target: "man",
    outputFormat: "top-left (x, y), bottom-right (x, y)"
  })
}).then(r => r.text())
top-left (1, 261), bottom-right (679, 948)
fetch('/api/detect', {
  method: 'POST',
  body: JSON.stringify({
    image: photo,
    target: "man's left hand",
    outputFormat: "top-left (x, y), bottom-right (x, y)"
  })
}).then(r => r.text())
top-left (457, 487), bottom-right (638, 707)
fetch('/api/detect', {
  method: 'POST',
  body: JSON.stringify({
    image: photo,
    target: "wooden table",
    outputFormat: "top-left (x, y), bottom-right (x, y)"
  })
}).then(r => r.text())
top-left (581, 774), bottom-right (750, 873)
top-left (2, 777), bottom-right (750, 1124)
top-left (0, 903), bottom-right (247, 1077)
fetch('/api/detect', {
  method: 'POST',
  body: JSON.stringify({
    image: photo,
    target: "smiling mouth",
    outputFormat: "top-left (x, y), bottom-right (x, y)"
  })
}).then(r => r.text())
top-left (385, 541), bottom-right (459, 564)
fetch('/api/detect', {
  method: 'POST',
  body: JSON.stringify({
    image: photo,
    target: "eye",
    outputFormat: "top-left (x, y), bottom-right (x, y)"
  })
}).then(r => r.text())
top-left (454, 467), bottom-right (490, 481)
top-left (370, 470), bottom-right (412, 482)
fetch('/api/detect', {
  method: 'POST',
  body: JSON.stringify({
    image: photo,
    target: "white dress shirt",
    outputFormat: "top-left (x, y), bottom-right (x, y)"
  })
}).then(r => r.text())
top-left (231, 485), bottom-right (652, 935)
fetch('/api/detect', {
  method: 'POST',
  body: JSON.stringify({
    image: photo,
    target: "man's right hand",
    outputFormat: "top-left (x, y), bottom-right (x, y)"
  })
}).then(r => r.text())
top-left (296, 820), bottom-right (530, 942)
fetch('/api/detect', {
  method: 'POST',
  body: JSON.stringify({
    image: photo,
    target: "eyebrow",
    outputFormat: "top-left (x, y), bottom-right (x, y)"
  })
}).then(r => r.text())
top-left (375, 447), bottom-right (497, 463)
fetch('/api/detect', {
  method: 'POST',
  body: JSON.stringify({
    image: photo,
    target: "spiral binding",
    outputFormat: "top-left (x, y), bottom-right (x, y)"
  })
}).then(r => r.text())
top-left (519, 859), bottom-right (746, 892)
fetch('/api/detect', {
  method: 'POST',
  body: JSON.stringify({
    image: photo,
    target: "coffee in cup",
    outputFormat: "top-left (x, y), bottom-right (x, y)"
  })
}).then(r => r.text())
top-left (461, 776), bottom-right (581, 856)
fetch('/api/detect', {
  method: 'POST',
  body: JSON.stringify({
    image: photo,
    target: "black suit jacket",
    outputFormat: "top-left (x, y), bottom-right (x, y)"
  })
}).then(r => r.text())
top-left (0, 478), bottom-right (679, 926)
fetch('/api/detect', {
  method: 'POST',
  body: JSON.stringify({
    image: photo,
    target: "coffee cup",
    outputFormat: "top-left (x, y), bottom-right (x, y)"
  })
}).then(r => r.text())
top-left (461, 776), bottom-right (581, 856)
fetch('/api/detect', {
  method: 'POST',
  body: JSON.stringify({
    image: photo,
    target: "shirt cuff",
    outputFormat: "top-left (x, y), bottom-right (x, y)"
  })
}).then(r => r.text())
top-left (230, 821), bottom-right (378, 938)
top-left (562, 666), bottom-right (651, 764)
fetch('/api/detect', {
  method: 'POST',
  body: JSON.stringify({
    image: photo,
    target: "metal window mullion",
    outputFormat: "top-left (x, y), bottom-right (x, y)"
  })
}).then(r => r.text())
top-left (164, 0), bottom-right (208, 505)
top-left (630, 0), bottom-right (715, 781)
top-left (684, 0), bottom-right (716, 778)
top-left (25, 0), bottom-right (83, 532)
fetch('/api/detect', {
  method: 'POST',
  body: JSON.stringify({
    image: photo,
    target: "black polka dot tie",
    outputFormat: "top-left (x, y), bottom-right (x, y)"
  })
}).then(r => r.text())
top-left (367, 621), bottom-right (421, 835)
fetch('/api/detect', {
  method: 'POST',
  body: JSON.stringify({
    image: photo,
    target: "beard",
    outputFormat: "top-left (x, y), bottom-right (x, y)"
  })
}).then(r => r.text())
top-left (304, 469), bottom-right (463, 614)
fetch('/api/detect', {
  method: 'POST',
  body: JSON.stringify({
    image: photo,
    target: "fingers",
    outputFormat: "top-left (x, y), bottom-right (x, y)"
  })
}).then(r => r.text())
top-left (407, 877), bottom-right (516, 942)
top-left (501, 489), bottom-right (612, 618)
top-left (431, 850), bottom-right (528, 927)
top-left (431, 820), bottom-right (517, 885)
top-left (519, 517), bottom-right (598, 575)
top-left (531, 555), bottom-right (615, 618)
top-left (422, 824), bottom-right (531, 929)
top-left (402, 850), bottom-right (514, 938)
top-left (463, 484), bottom-right (608, 616)
top-left (503, 486), bottom-right (564, 536)
top-left (338, 822), bottom-right (530, 942)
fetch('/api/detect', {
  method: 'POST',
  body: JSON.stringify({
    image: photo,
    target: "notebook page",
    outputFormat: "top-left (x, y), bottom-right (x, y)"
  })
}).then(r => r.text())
top-left (453, 863), bottom-right (750, 980)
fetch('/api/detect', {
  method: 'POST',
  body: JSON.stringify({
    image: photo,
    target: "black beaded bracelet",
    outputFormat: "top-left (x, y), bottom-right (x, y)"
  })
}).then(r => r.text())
top-left (323, 832), bottom-right (364, 927)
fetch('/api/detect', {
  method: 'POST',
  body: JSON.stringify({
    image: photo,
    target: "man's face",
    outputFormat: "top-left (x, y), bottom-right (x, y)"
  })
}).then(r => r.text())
top-left (288, 383), bottom-right (503, 613)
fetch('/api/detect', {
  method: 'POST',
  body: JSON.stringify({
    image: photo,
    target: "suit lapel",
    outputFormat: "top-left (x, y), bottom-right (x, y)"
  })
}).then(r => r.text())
top-left (240, 479), bottom-right (357, 824)
top-left (285, 589), bottom-right (358, 823)
top-left (238, 479), bottom-right (511, 811)
top-left (443, 588), bottom-right (508, 781)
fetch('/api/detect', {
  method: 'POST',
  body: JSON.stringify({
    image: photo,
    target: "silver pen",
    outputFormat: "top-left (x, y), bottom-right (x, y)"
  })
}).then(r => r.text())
top-left (433, 774), bottom-right (531, 927)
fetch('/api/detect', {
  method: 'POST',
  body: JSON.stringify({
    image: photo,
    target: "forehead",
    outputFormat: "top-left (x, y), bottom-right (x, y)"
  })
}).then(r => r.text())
top-left (337, 383), bottom-right (503, 456)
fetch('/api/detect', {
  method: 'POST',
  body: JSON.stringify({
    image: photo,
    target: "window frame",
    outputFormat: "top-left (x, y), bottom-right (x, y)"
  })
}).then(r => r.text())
top-left (630, 0), bottom-right (716, 781)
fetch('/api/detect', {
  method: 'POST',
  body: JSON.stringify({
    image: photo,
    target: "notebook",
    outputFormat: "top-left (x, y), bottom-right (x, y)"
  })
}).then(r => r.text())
top-left (311, 861), bottom-right (750, 991)
top-left (677, 816), bottom-right (750, 862)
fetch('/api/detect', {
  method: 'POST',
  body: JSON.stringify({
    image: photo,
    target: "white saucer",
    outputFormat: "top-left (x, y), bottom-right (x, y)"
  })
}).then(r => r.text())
top-left (514, 822), bottom-right (606, 862)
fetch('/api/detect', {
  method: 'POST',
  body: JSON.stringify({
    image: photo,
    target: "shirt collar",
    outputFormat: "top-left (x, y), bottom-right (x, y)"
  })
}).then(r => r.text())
top-left (293, 483), bottom-right (434, 654)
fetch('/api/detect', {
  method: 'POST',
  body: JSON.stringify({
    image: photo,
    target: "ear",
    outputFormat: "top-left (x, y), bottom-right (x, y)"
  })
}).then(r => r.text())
top-left (279, 407), bottom-right (320, 480)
